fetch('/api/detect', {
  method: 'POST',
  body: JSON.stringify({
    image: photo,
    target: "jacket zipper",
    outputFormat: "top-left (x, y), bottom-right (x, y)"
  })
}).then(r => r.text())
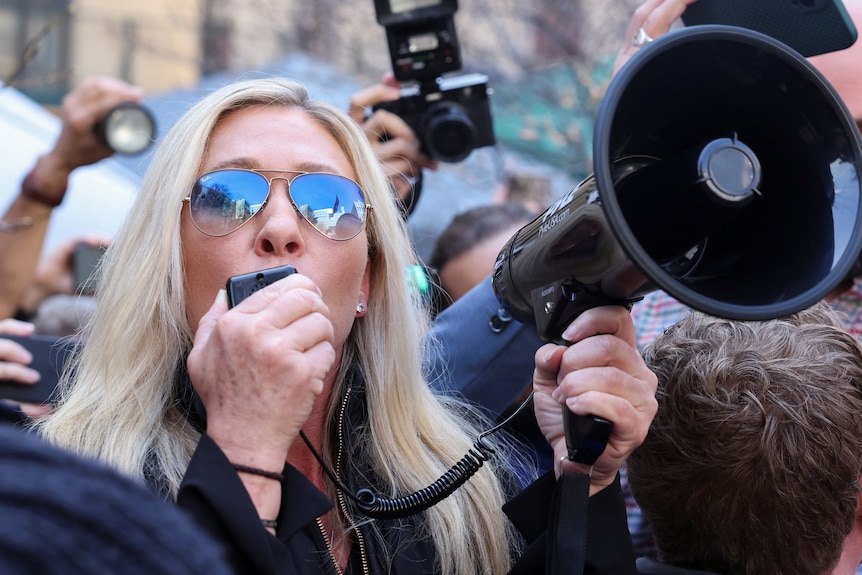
top-left (335, 384), bottom-right (370, 575)
top-left (316, 516), bottom-right (343, 575)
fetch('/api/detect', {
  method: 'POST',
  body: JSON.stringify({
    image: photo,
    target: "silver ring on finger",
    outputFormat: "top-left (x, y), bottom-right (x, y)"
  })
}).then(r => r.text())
top-left (632, 27), bottom-right (654, 47)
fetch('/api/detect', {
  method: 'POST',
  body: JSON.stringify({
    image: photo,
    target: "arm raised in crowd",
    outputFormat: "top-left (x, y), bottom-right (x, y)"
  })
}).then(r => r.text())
top-left (0, 76), bottom-right (142, 319)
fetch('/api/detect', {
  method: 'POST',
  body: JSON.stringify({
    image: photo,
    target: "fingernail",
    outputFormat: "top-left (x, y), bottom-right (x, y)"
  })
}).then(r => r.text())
top-left (551, 388), bottom-right (561, 402)
top-left (565, 396), bottom-right (579, 411)
top-left (22, 369), bottom-right (40, 384)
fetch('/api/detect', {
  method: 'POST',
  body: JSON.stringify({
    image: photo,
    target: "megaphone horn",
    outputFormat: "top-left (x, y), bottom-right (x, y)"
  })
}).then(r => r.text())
top-left (493, 25), bottom-right (862, 464)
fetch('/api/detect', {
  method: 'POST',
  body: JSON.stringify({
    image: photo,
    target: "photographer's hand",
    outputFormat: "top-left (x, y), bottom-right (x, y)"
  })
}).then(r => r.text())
top-left (0, 318), bottom-right (53, 418)
top-left (0, 319), bottom-right (39, 385)
top-left (348, 75), bottom-right (438, 207)
top-left (27, 77), bottom-right (145, 208)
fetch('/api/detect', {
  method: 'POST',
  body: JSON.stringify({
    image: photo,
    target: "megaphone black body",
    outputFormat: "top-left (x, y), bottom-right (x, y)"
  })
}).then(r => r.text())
top-left (493, 25), bottom-right (862, 464)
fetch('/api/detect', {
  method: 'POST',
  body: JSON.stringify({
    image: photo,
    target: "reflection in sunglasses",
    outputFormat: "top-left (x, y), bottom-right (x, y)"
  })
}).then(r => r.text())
top-left (185, 169), bottom-right (370, 240)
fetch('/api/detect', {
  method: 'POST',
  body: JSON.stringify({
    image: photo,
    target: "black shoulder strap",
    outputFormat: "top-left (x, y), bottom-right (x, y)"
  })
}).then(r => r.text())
top-left (546, 470), bottom-right (591, 575)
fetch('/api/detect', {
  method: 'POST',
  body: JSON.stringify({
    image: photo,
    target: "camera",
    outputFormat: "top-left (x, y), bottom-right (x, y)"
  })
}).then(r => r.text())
top-left (93, 102), bottom-right (156, 155)
top-left (372, 0), bottom-right (495, 163)
top-left (73, 243), bottom-right (107, 295)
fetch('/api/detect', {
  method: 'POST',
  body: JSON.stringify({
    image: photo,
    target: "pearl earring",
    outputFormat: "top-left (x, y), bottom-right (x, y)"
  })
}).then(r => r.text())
top-left (356, 302), bottom-right (366, 314)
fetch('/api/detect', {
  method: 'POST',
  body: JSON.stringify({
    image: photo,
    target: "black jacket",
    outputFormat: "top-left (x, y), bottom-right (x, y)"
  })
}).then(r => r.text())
top-left (176, 371), bottom-right (637, 574)
top-left (635, 558), bottom-right (719, 575)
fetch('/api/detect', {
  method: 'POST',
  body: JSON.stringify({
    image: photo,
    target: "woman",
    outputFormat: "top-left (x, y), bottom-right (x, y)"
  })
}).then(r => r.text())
top-left (36, 78), bottom-right (655, 574)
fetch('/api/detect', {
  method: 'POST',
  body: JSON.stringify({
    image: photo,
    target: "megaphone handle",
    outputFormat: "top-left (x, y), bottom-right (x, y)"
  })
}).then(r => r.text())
top-left (563, 408), bottom-right (613, 465)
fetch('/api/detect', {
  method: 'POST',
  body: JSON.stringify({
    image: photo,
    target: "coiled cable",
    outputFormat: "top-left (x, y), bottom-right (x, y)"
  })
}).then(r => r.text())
top-left (299, 391), bottom-right (534, 520)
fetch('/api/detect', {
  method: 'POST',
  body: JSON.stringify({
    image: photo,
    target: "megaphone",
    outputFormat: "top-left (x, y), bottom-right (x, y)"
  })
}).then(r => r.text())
top-left (493, 25), bottom-right (862, 464)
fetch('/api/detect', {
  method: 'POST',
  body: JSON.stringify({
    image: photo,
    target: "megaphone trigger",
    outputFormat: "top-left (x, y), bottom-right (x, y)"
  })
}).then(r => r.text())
top-left (563, 411), bottom-right (613, 466)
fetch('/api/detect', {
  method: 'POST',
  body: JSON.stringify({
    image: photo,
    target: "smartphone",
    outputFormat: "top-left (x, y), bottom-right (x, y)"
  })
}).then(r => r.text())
top-left (681, 0), bottom-right (858, 57)
top-left (73, 244), bottom-right (107, 294)
top-left (0, 334), bottom-right (78, 404)
top-left (226, 264), bottom-right (297, 308)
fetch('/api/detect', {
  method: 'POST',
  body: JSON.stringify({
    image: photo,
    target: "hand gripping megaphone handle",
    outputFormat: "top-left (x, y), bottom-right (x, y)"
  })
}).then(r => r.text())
top-left (527, 280), bottom-right (628, 465)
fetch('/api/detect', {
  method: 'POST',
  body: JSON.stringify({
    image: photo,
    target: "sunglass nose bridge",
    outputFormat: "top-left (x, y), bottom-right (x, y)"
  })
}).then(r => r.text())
top-left (261, 175), bottom-right (299, 211)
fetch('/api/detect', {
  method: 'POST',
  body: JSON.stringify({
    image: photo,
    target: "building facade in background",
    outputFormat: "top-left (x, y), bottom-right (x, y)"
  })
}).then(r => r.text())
top-left (0, 0), bottom-right (201, 103)
top-left (1, 0), bottom-right (640, 181)
top-left (1, 0), bottom-right (638, 102)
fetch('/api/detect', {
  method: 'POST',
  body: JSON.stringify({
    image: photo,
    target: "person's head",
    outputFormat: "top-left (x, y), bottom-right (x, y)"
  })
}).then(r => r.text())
top-left (0, 425), bottom-right (228, 575)
top-left (40, 77), bottom-right (513, 575)
top-left (46, 75), bottom-right (423, 470)
top-left (81, 77), bottom-right (429, 383)
top-left (429, 202), bottom-right (536, 310)
top-left (180, 96), bottom-right (376, 357)
top-left (500, 173), bottom-right (553, 213)
top-left (32, 294), bottom-right (97, 337)
top-left (808, 0), bottom-right (862, 128)
top-left (628, 301), bottom-right (862, 575)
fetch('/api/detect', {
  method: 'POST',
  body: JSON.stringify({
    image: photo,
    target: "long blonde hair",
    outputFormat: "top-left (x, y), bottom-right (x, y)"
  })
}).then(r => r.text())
top-left (37, 78), bottom-right (514, 574)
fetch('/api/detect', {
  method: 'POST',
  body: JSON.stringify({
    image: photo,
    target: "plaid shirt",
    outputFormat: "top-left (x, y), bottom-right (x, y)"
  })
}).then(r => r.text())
top-left (631, 278), bottom-right (862, 351)
top-left (624, 281), bottom-right (862, 561)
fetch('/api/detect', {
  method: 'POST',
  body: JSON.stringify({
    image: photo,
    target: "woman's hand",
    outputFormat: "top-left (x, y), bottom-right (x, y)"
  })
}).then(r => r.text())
top-left (532, 306), bottom-right (658, 495)
top-left (187, 273), bottom-right (336, 469)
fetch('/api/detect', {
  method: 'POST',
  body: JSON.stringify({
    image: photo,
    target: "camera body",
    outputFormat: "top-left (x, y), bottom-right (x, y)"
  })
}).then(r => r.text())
top-left (373, 0), bottom-right (495, 163)
top-left (374, 73), bottom-right (494, 163)
top-left (73, 243), bottom-right (107, 295)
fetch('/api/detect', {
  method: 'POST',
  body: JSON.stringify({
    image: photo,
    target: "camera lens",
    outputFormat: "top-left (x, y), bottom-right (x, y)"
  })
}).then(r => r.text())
top-left (97, 102), bottom-right (156, 155)
top-left (424, 103), bottom-right (477, 163)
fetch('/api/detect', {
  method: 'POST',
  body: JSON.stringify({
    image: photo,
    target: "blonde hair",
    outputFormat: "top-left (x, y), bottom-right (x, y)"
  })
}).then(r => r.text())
top-left (36, 78), bottom-right (514, 574)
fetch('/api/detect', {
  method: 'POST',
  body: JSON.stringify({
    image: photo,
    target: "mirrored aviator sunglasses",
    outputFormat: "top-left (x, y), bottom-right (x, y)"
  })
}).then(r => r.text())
top-left (185, 169), bottom-right (371, 240)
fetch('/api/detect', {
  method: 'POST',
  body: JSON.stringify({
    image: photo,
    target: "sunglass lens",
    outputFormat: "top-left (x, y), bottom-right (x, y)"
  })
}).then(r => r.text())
top-left (190, 170), bottom-right (269, 236)
top-left (290, 174), bottom-right (367, 240)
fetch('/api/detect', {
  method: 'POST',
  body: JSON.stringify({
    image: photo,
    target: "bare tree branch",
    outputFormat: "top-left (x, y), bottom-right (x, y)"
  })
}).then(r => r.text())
top-left (3, 3), bottom-right (76, 88)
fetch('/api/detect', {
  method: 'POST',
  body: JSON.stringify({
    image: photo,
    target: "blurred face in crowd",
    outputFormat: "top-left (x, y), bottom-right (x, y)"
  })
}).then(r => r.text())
top-left (438, 223), bottom-right (524, 302)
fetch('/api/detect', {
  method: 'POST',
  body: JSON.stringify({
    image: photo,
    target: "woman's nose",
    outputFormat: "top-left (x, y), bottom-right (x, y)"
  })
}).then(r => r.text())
top-left (253, 179), bottom-right (305, 256)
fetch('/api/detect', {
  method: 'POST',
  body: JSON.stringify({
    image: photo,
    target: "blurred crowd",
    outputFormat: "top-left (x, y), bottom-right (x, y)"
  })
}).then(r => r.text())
top-left (2, 0), bottom-right (862, 574)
